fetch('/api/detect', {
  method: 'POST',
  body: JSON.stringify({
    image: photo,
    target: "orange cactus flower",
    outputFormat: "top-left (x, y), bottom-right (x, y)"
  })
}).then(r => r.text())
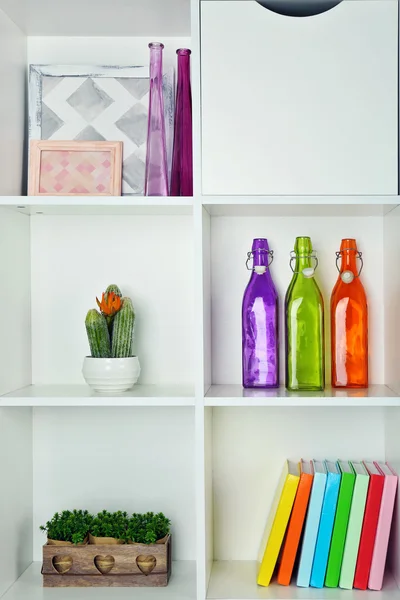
top-left (96, 291), bottom-right (122, 317)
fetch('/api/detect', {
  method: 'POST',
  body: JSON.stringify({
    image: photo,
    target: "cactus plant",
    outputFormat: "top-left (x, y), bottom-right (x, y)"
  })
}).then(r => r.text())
top-left (86, 286), bottom-right (135, 360)
top-left (112, 297), bottom-right (135, 358)
top-left (85, 309), bottom-right (111, 358)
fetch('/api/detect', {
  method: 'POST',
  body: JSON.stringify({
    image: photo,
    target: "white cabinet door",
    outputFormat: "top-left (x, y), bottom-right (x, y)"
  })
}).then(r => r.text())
top-left (201, 1), bottom-right (398, 196)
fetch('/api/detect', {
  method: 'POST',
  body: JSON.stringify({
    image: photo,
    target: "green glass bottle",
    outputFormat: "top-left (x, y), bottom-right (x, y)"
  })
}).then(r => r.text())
top-left (285, 236), bottom-right (325, 391)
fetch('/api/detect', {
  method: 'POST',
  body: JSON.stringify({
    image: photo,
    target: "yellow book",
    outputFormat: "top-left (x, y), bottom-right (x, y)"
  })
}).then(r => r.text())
top-left (257, 460), bottom-right (300, 587)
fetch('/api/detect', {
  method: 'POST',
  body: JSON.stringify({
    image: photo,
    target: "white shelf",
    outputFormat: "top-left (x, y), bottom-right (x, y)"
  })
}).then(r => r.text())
top-left (207, 561), bottom-right (399, 600)
top-left (1, 197), bottom-right (193, 216)
top-left (205, 385), bottom-right (399, 407)
top-left (0, 0), bottom-right (191, 36)
top-left (1, 385), bottom-right (195, 407)
top-left (2, 561), bottom-right (196, 600)
top-left (3, 196), bottom-right (398, 217)
top-left (202, 196), bottom-right (399, 217)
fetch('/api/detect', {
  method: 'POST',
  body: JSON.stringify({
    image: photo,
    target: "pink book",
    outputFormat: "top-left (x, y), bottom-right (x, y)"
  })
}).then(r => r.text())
top-left (368, 462), bottom-right (398, 590)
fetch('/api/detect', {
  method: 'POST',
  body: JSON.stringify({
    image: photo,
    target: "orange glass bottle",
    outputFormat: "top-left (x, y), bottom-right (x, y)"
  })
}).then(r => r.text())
top-left (331, 239), bottom-right (368, 388)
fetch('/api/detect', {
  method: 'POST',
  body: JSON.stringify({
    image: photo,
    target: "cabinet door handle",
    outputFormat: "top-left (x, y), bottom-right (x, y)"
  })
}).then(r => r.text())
top-left (256, 0), bottom-right (343, 18)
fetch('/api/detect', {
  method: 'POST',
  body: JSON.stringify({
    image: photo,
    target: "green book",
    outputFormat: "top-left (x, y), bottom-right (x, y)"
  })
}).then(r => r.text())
top-left (338, 462), bottom-right (369, 589)
top-left (325, 460), bottom-right (356, 587)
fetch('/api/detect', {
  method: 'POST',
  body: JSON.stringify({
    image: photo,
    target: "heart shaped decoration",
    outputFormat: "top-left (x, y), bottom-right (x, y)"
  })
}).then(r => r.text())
top-left (94, 555), bottom-right (115, 574)
top-left (136, 555), bottom-right (156, 575)
top-left (52, 555), bottom-right (72, 574)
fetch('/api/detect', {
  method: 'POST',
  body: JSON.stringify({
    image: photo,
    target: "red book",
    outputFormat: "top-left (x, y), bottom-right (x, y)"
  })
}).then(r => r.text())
top-left (353, 462), bottom-right (385, 590)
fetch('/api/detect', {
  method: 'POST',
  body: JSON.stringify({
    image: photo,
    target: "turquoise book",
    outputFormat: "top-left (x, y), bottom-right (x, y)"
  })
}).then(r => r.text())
top-left (297, 460), bottom-right (327, 588)
top-left (310, 461), bottom-right (341, 588)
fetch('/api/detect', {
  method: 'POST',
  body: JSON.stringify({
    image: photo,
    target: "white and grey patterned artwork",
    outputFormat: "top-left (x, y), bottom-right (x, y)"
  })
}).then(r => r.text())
top-left (29, 65), bottom-right (175, 196)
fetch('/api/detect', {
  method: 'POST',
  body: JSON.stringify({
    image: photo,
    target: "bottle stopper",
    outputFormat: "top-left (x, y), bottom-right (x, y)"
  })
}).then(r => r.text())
top-left (341, 270), bottom-right (354, 284)
top-left (302, 268), bottom-right (315, 278)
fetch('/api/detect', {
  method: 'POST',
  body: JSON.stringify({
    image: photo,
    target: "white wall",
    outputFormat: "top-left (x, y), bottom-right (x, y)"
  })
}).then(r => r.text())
top-left (0, 209), bottom-right (31, 396)
top-left (0, 11), bottom-right (31, 597)
top-left (0, 9), bottom-right (26, 196)
top-left (385, 407), bottom-right (400, 587)
top-left (0, 408), bottom-right (32, 596)
top-left (32, 406), bottom-right (195, 560)
top-left (30, 215), bottom-right (194, 385)
top-left (212, 406), bottom-right (386, 561)
top-left (0, 1), bottom-right (190, 37)
top-left (384, 206), bottom-right (400, 395)
top-left (27, 36), bottom-right (192, 69)
top-left (211, 215), bottom-right (384, 386)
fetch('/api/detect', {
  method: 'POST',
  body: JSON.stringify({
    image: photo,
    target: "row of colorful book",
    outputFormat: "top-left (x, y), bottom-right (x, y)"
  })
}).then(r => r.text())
top-left (258, 460), bottom-right (398, 590)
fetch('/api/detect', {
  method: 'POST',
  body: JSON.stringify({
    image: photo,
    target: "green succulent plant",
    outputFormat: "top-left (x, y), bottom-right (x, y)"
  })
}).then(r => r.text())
top-left (126, 512), bottom-right (171, 544)
top-left (90, 510), bottom-right (129, 540)
top-left (40, 509), bottom-right (93, 544)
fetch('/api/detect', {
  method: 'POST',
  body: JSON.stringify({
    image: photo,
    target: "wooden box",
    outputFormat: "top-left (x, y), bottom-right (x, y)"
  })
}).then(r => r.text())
top-left (42, 535), bottom-right (172, 587)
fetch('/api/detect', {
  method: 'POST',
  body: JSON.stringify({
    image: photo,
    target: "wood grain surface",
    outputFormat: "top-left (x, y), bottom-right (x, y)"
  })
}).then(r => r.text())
top-left (42, 535), bottom-right (171, 587)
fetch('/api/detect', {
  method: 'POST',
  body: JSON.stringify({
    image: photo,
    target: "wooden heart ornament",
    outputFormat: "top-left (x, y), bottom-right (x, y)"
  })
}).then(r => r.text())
top-left (136, 555), bottom-right (156, 575)
top-left (94, 555), bottom-right (115, 574)
top-left (52, 555), bottom-right (72, 574)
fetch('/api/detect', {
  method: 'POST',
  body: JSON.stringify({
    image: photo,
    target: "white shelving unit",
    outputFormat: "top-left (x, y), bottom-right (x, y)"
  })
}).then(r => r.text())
top-left (0, 1), bottom-right (400, 600)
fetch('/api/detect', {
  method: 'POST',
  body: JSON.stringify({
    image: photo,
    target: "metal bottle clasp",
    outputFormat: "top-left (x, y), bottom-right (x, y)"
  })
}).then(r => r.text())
top-left (289, 251), bottom-right (319, 275)
top-left (246, 249), bottom-right (274, 271)
top-left (335, 248), bottom-right (363, 281)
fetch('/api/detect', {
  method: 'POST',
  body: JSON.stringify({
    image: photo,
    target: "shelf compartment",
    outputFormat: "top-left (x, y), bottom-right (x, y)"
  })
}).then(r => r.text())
top-left (206, 213), bottom-right (385, 391)
top-left (2, 561), bottom-right (196, 600)
top-left (1, 196), bottom-right (193, 216)
top-left (1, 384), bottom-right (195, 407)
top-left (207, 561), bottom-right (398, 599)
top-left (205, 385), bottom-right (399, 407)
top-left (27, 213), bottom-right (193, 391)
top-left (204, 406), bottom-right (389, 599)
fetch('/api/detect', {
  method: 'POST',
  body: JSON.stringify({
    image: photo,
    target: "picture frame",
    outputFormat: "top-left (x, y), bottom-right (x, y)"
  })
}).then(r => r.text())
top-left (29, 65), bottom-right (175, 196)
top-left (28, 140), bottom-right (123, 197)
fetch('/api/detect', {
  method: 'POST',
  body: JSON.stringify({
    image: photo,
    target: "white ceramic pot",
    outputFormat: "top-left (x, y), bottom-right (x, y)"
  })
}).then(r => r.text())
top-left (82, 357), bottom-right (141, 393)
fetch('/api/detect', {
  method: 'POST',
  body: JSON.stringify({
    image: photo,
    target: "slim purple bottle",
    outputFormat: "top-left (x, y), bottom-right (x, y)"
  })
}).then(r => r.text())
top-left (171, 49), bottom-right (193, 196)
top-left (145, 42), bottom-right (168, 197)
top-left (242, 238), bottom-right (279, 388)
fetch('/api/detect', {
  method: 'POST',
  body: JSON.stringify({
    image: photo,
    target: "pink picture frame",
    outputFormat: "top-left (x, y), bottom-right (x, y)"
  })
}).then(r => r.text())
top-left (28, 140), bottom-right (123, 196)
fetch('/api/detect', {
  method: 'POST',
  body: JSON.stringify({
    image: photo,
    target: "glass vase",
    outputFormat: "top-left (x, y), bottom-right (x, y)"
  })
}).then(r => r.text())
top-left (242, 238), bottom-right (279, 388)
top-left (285, 236), bottom-right (325, 391)
top-left (331, 238), bottom-right (368, 388)
top-left (171, 49), bottom-right (193, 197)
top-left (145, 42), bottom-right (169, 197)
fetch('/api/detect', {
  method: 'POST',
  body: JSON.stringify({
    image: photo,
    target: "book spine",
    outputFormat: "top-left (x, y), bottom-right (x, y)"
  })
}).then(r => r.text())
top-left (368, 475), bottom-right (397, 590)
top-left (325, 472), bottom-right (356, 587)
top-left (339, 474), bottom-right (369, 590)
top-left (297, 473), bottom-right (327, 587)
top-left (353, 474), bottom-right (385, 590)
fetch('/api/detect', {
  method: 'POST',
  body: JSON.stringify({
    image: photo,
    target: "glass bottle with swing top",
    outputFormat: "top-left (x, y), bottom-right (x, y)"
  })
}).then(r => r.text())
top-left (285, 236), bottom-right (325, 391)
top-left (331, 238), bottom-right (368, 388)
top-left (242, 238), bottom-right (279, 388)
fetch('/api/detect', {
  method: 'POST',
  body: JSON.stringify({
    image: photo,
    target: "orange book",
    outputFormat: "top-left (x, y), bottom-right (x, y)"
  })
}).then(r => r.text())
top-left (277, 459), bottom-right (314, 586)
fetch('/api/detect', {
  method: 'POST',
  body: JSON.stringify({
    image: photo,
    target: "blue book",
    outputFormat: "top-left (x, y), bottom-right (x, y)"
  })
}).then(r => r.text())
top-left (297, 460), bottom-right (327, 587)
top-left (310, 461), bottom-right (341, 588)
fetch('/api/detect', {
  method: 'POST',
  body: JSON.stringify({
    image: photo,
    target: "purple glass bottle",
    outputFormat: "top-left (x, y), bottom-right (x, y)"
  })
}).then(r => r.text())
top-left (145, 42), bottom-right (169, 197)
top-left (171, 49), bottom-right (193, 196)
top-left (242, 238), bottom-right (279, 388)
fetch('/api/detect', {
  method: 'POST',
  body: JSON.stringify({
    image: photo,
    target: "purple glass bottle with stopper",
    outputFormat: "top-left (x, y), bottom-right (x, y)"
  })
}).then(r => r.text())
top-left (242, 238), bottom-right (279, 388)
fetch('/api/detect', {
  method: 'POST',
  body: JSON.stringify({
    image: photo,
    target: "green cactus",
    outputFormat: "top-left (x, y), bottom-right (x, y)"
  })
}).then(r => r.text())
top-left (112, 297), bottom-right (135, 358)
top-left (105, 284), bottom-right (122, 301)
top-left (85, 309), bottom-right (111, 358)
